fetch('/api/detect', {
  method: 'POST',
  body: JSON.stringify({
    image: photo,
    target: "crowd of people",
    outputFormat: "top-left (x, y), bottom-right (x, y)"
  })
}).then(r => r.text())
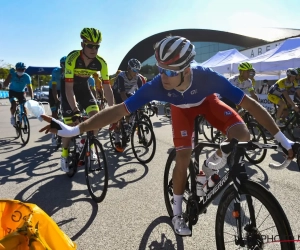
top-left (3, 27), bottom-right (300, 236)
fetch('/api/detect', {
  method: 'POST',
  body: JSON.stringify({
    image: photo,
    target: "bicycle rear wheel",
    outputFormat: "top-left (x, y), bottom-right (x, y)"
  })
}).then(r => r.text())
top-left (85, 138), bottom-right (108, 203)
top-left (20, 114), bottom-right (30, 145)
top-left (131, 121), bottom-right (156, 163)
top-left (215, 180), bottom-right (295, 250)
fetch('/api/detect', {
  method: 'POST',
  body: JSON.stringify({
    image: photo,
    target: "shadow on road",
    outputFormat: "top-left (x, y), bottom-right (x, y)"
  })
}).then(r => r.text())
top-left (0, 144), bottom-right (60, 184)
top-left (14, 174), bottom-right (98, 242)
top-left (138, 216), bottom-right (184, 250)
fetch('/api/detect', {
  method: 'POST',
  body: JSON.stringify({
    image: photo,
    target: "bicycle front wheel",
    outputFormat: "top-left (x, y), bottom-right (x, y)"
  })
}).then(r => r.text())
top-left (215, 180), bottom-right (295, 250)
top-left (245, 122), bottom-right (267, 164)
top-left (131, 121), bottom-right (156, 163)
top-left (20, 114), bottom-right (30, 145)
top-left (14, 110), bottom-right (21, 139)
top-left (85, 138), bottom-right (108, 203)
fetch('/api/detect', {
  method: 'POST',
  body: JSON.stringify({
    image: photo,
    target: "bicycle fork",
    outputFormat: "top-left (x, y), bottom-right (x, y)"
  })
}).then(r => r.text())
top-left (231, 150), bottom-right (255, 247)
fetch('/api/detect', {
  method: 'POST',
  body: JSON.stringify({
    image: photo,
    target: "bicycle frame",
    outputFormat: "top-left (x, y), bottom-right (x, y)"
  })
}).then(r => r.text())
top-left (189, 116), bottom-right (254, 240)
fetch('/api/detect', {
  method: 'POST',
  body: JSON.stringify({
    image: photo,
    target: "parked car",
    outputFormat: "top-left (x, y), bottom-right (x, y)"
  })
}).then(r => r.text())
top-left (34, 86), bottom-right (49, 102)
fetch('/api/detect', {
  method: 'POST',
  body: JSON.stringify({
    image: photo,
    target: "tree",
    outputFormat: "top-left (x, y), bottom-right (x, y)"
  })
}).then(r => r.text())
top-left (140, 64), bottom-right (158, 75)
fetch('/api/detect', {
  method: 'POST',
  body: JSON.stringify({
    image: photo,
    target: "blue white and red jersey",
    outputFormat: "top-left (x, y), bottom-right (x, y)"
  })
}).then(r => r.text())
top-left (124, 65), bottom-right (245, 113)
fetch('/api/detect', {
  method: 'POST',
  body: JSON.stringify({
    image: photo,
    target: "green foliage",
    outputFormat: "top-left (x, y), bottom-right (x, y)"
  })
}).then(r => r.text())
top-left (140, 64), bottom-right (158, 75)
top-left (0, 68), bottom-right (9, 80)
top-left (31, 75), bottom-right (52, 88)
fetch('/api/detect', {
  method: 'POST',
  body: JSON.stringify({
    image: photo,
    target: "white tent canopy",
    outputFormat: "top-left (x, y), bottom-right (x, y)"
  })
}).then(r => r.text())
top-left (200, 48), bottom-right (249, 77)
top-left (232, 37), bottom-right (300, 74)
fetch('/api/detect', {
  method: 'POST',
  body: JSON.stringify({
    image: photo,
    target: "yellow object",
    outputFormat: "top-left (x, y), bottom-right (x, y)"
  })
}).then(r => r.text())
top-left (0, 199), bottom-right (77, 250)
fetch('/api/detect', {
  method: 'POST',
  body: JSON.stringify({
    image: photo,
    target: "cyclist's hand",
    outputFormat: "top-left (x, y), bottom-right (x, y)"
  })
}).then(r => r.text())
top-left (39, 115), bottom-right (80, 137)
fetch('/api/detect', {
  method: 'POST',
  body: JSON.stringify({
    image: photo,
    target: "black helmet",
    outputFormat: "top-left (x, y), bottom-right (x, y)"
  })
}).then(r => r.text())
top-left (128, 58), bottom-right (141, 72)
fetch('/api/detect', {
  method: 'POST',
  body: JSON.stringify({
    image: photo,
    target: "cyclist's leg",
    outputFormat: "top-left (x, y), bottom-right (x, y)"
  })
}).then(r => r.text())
top-left (112, 90), bottom-right (124, 152)
top-left (201, 94), bottom-right (248, 175)
top-left (170, 104), bottom-right (195, 236)
top-left (60, 84), bottom-right (73, 172)
top-left (49, 88), bottom-right (59, 145)
top-left (268, 93), bottom-right (286, 125)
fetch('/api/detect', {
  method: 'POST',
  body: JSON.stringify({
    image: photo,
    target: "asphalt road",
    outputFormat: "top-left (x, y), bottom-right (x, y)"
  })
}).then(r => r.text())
top-left (0, 100), bottom-right (300, 250)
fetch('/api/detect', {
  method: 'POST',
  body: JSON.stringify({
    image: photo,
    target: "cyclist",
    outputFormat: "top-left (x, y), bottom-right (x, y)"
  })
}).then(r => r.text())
top-left (109, 70), bottom-right (122, 87)
top-left (3, 62), bottom-right (33, 125)
top-left (40, 36), bottom-right (294, 236)
top-left (59, 27), bottom-right (114, 172)
top-left (268, 68), bottom-right (300, 127)
top-left (228, 62), bottom-right (258, 102)
top-left (87, 76), bottom-right (97, 98)
top-left (111, 58), bottom-right (144, 152)
top-left (49, 56), bottom-right (66, 145)
top-left (93, 72), bottom-right (104, 100)
top-left (249, 67), bottom-right (256, 89)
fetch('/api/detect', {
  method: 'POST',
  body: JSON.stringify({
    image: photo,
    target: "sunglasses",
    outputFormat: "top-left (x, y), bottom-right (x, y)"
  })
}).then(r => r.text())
top-left (84, 42), bottom-right (100, 49)
top-left (130, 67), bottom-right (139, 73)
top-left (16, 68), bottom-right (26, 72)
top-left (157, 65), bottom-right (184, 77)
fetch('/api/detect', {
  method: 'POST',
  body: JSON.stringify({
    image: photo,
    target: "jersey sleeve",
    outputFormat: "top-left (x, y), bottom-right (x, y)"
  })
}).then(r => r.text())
top-left (277, 79), bottom-right (287, 91)
top-left (207, 70), bottom-right (245, 105)
top-left (65, 51), bottom-right (79, 83)
top-left (97, 56), bottom-right (110, 84)
top-left (137, 76), bottom-right (143, 88)
top-left (26, 74), bottom-right (32, 85)
top-left (124, 77), bottom-right (160, 113)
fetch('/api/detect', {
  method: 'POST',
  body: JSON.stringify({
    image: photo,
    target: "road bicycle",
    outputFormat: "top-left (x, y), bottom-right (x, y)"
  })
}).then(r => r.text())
top-left (67, 116), bottom-right (108, 203)
top-left (164, 115), bottom-right (297, 249)
top-left (14, 102), bottom-right (30, 145)
top-left (109, 109), bottom-right (156, 163)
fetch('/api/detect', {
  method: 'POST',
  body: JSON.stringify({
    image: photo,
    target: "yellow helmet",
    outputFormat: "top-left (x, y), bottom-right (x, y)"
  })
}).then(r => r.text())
top-left (238, 62), bottom-right (253, 71)
top-left (80, 28), bottom-right (102, 43)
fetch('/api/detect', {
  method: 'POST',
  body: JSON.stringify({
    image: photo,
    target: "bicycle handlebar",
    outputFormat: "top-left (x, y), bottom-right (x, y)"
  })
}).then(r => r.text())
top-left (207, 139), bottom-right (300, 170)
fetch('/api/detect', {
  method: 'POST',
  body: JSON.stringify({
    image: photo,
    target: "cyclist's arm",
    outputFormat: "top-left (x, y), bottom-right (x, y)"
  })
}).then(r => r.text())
top-left (249, 90), bottom-right (258, 102)
top-left (65, 54), bottom-right (79, 112)
top-left (27, 84), bottom-right (33, 99)
top-left (282, 90), bottom-right (296, 108)
top-left (98, 56), bottom-right (114, 106)
top-left (51, 84), bottom-right (59, 102)
top-left (3, 73), bottom-right (12, 87)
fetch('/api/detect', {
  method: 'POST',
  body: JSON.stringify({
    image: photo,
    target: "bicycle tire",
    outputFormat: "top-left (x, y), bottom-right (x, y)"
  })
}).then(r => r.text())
top-left (200, 119), bottom-right (213, 142)
top-left (20, 114), bottom-right (30, 145)
top-left (139, 114), bottom-right (153, 128)
top-left (131, 121), bottom-right (156, 164)
top-left (245, 122), bottom-right (267, 164)
top-left (163, 148), bottom-right (194, 218)
top-left (66, 138), bottom-right (78, 178)
top-left (215, 180), bottom-right (295, 250)
top-left (85, 138), bottom-right (108, 203)
top-left (14, 109), bottom-right (21, 139)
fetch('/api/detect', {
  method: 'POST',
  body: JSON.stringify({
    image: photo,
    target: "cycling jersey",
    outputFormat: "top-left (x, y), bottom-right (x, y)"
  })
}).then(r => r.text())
top-left (50, 67), bottom-right (63, 90)
top-left (227, 75), bottom-right (254, 96)
top-left (124, 66), bottom-right (245, 113)
top-left (112, 71), bottom-right (143, 95)
top-left (268, 77), bottom-right (299, 97)
top-left (9, 69), bottom-right (31, 92)
top-left (65, 50), bottom-right (109, 85)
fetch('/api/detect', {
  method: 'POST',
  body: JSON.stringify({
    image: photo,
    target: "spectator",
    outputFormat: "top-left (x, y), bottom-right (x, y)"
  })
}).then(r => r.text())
top-left (259, 80), bottom-right (269, 94)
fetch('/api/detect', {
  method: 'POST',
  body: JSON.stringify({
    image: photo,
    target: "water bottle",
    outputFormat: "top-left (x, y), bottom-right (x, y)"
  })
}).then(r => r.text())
top-left (24, 100), bottom-right (45, 122)
top-left (196, 170), bottom-right (206, 196)
top-left (202, 174), bottom-right (220, 193)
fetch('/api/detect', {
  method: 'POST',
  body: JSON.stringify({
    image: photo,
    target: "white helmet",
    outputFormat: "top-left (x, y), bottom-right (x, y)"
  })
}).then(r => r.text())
top-left (154, 36), bottom-right (196, 70)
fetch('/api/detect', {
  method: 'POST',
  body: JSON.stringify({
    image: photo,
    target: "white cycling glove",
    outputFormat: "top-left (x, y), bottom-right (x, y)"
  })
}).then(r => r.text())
top-left (50, 118), bottom-right (80, 137)
top-left (274, 131), bottom-right (294, 151)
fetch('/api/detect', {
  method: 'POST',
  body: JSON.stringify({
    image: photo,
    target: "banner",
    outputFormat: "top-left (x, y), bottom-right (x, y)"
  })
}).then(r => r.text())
top-left (257, 94), bottom-right (294, 113)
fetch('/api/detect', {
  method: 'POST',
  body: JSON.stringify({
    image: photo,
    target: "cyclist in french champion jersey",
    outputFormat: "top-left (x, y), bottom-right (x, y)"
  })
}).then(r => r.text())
top-left (3, 62), bottom-right (33, 126)
top-left (40, 36), bottom-right (294, 236)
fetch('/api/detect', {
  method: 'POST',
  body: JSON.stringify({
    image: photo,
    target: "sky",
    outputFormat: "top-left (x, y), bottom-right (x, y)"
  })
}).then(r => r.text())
top-left (1, 0), bottom-right (299, 74)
